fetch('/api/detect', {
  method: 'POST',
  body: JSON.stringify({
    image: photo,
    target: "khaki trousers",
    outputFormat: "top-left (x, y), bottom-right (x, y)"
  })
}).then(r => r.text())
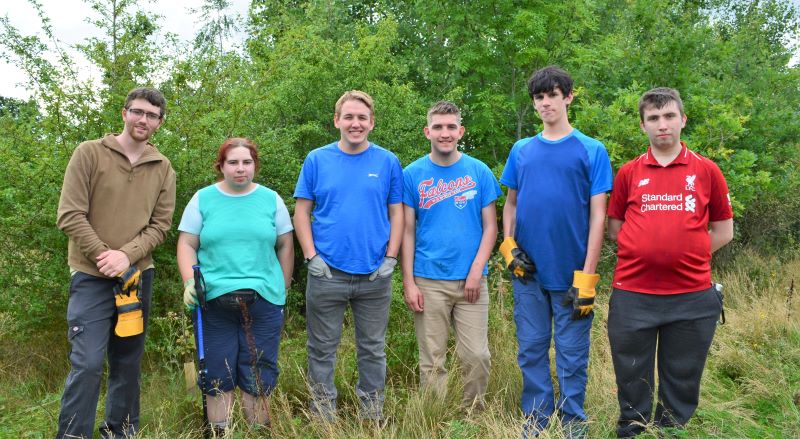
top-left (413, 276), bottom-right (490, 410)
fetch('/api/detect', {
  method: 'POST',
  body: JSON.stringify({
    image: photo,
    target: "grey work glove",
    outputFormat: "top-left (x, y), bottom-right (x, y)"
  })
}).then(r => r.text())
top-left (369, 256), bottom-right (397, 281)
top-left (307, 255), bottom-right (332, 279)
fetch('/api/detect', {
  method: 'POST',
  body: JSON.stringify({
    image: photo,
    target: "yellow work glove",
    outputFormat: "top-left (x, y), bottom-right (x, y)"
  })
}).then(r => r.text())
top-left (562, 270), bottom-right (599, 320)
top-left (183, 278), bottom-right (198, 309)
top-left (114, 266), bottom-right (143, 337)
top-left (499, 237), bottom-right (536, 284)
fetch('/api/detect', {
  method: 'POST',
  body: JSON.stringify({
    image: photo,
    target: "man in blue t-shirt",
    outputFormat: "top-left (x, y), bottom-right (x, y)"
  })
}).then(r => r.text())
top-left (499, 66), bottom-right (612, 437)
top-left (293, 90), bottom-right (404, 422)
top-left (401, 101), bottom-right (501, 413)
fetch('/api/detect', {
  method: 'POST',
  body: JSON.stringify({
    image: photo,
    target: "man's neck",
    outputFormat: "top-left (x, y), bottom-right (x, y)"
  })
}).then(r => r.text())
top-left (429, 150), bottom-right (461, 167)
top-left (114, 132), bottom-right (148, 163)
top-left (338, 139), bottom-right (370, 154)
top-left (651, 142), bottom-right (683, 166)
top-left (541, 119), bottom-right (573, 141)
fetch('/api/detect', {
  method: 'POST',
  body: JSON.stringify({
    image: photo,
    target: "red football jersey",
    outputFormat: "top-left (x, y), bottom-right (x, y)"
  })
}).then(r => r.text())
top-left (608, 143), bottom-right (733, 294)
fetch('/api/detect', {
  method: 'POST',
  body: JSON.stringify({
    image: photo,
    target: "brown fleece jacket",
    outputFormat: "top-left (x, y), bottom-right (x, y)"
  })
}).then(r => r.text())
top-left (57, 134), bottom-right (176, 278)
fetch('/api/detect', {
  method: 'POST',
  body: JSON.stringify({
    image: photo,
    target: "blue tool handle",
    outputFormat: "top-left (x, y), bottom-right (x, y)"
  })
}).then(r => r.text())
top-left (195, 306), bottom-right (205, 361)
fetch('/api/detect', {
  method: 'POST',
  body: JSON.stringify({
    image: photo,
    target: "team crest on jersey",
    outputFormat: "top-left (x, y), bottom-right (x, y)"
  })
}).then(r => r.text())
top-left (418, 176), bottom-right (477, 209)
top-left (453, 190), bottom-right (477, 209)
top-left (685, 175), bottom-right (696, 191)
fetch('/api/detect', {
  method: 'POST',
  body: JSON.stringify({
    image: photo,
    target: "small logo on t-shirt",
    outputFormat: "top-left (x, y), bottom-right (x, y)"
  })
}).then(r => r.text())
top-left (685, 194), bottom-right (696, 213)
top-left (685, 174), bottom-right (696, 191)
top-left (368, 173), bottom-right (379, 178)
top-left (454, 190), bottom-right (477, 209)
top-left (638, 178), bottom-right (650, 187)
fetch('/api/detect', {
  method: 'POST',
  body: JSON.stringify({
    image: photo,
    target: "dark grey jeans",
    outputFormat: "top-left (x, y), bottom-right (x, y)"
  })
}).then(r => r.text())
top-left (607, 287), bottom-right (721, 438)
top-left (305, 268), bottom-right (392, 420)
top-left (56, 269), bottom-right (153, 439)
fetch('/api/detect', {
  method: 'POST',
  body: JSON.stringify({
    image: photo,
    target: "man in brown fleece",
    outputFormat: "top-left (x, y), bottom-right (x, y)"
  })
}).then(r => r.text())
top-left (55, 87), bottom-right (176, 439)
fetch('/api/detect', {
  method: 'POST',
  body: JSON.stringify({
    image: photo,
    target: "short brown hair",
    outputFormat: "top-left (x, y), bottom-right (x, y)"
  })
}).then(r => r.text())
top-left (426, 101), bottom-right (462, 125)
top-left (638, 87), bottom-right (684, 121)
top-left (124, 87), bottom-right (166, 118)
top-left (214, 137), bottom-right (260, 179)
top-left (334, 90), bottom-right (374, 118)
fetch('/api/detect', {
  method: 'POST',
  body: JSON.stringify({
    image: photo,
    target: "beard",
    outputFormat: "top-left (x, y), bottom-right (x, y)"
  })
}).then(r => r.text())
top-left (128, 123), bottom-right (153, 142)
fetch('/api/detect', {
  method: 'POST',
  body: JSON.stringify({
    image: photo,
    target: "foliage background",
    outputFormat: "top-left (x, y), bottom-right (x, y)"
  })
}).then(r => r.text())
top-left (0, 0), bottom-right (798, 437)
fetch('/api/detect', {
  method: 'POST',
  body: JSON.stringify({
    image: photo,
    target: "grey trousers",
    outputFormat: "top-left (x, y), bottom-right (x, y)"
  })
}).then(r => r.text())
top-left (56, 269), bottom-right (153, 439)
top-left (305, 268), bottom-right (392, 420)
top-left (607, 287), bottom-right (721, 438)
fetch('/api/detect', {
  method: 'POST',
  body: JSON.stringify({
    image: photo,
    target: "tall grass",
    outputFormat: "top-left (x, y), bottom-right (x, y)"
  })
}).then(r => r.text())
top-left (1, 248), bottom-right (798, 438)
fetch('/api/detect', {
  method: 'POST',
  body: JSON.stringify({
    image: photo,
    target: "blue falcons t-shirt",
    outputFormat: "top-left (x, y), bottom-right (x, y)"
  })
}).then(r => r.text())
top-left (403, 154), bottom-right (501, 280)
top-left (500, 129), bottom-right (612, 290)
top-left (294, 142), bottom-right (403, 274)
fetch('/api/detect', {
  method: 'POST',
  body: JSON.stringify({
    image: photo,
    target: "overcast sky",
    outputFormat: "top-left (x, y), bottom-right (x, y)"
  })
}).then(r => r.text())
top-left (0, 0), bottom-right (250, 100)
top-left (1, 0), bottom-right (799, 101)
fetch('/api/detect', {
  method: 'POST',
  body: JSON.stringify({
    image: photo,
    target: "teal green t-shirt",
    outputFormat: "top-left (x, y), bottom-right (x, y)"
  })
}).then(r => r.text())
top-left (196, 185), bottom-right (286, 305)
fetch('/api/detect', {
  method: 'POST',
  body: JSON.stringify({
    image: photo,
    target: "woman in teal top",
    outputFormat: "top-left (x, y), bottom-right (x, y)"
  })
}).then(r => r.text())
top-left (177, 138), bottom-right (294, 431)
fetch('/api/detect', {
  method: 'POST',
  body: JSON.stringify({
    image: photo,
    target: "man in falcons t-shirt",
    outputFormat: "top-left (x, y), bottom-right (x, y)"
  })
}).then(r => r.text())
top-left (607, 87), bottom-right (733, 438)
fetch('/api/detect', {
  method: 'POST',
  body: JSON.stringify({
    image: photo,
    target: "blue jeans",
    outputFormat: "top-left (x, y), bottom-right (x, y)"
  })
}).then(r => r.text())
top-left (513, 277), bottom-right (592, 432)
top-left (305, 268), bottom-right (392, 420)
top-left (56, 269), bottom-right (154, 439)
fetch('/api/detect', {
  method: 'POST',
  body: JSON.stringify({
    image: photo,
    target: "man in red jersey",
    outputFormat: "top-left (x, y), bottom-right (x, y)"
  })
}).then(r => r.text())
top-left (606, 87), bottom-right (733, 438)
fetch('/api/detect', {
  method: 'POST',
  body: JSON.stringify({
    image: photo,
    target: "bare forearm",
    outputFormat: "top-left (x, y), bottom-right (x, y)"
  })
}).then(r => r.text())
top-left (176, 233), bottom-right (199, 282)
top-left (710, 219), bottom-right (734, 253)
top-left (292, 199), bottom-right (317, 259)
top-left (469, 204), bottom-right (498, 277)
top-left (386, 203), bottom-right (403, 258)
top-left (276, 233), bottom-right (295, 289)
top-left (502, 190), bottom-right (517, 238)
top-left (607, 218), bottom-right (623, 241)
top-left (582, 194), bottom-right (607, 274)
top-left (400, 206), bottom-right (416, 286)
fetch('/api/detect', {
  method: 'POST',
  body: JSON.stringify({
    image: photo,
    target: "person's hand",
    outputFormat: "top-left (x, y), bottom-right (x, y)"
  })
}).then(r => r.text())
top-left (183, 278), bottom-right (198, 309)
top-left (307, 255), bottom-right (332, 279)
top-left (96, 250), bottom-right (131, 277)
top-left (369, 256), bottom-right (397, 281)
top-left (403, 282), bottom-right (424, 312)
top-left (562, 270), bottom-right (599, 320)
top-left (464, 271), bottom-right (482, 303)
top-left (498, 237), bottom-right (536, 284)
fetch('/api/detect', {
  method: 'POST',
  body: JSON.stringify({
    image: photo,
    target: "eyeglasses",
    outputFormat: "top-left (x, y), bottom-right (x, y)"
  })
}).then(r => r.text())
top-left (126, 107), bottom-right (162, 121)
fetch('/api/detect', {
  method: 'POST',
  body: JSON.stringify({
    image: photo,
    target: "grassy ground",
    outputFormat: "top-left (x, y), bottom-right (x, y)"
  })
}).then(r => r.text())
top-left (1, 247), bottom-right (798, 438)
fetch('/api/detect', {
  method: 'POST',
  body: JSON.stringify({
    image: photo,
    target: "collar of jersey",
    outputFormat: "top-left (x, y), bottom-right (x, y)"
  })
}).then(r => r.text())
top-left (643, 141), bottom-right (689, 167)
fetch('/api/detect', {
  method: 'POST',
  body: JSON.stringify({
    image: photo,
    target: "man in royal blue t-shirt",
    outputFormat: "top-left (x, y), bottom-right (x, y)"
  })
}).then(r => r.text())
top-left (293, 90), bottom-right (404, 422)
top-left (401, 101), bottom-right (501, 413)
top-left (500, 66), bottom-right (612, 438)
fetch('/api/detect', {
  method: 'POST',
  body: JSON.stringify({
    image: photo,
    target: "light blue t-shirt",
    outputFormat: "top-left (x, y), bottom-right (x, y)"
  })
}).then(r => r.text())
top-left (500, 129), bottom-right (612, 290)
top-left (403, 154), bottom-right (501, 280)
top-left (177, 184), bottom-right (293, 304)
top-left (294, 142), bottom-right (403, 274)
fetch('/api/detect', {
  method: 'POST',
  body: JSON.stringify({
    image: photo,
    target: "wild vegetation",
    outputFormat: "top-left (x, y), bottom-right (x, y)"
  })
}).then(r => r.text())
top-left (0, 0), bottom-right (798, 437)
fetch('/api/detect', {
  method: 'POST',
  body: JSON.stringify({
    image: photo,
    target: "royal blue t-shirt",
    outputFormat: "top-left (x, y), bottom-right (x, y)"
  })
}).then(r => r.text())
top-left (294, 142), bottom-right (403, 274)
top-left (500, 129), bottom-right (612, 290)
top-left (403, 154), bottom-right (501, 280)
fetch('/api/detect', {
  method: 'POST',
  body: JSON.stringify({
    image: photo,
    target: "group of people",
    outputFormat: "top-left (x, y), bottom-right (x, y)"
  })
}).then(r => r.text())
top-left (54, 64), bottom-right (733, 439)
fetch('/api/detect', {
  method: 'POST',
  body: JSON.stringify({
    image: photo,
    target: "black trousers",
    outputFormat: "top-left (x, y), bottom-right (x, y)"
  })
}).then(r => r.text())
top-left (56, 269), bottom-right (154, 439)
top-left (607, 287), bottom-right (722, 438)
